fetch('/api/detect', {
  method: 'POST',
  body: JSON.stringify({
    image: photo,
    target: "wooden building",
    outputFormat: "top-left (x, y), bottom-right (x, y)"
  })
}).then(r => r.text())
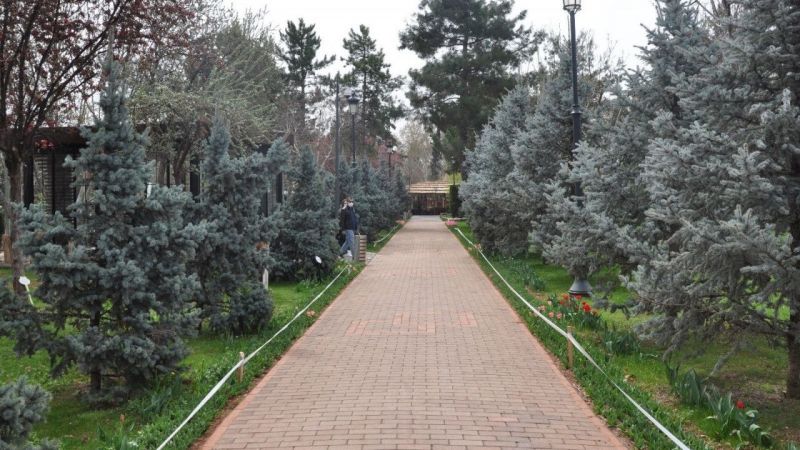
top-left (20, 127), bottom-right (288, 217)
top-left (409, 181), bottom-right (452, 215)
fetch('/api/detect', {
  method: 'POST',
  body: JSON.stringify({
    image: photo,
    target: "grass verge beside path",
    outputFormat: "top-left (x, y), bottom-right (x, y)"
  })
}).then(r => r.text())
top-left (367, 219), bottom-right (406, 253)
top-left (449, 222), bottom-right (710, 450)
top-left (0, 264), bottom-right (362, 449)
top-left (449, 221), bottom-right (800, 449)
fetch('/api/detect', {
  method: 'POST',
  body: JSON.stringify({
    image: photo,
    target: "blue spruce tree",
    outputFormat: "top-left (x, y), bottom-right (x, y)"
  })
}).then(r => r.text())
top-left (519, 34), bottom-right (618, 276)
top-left (2, 60), bottom-right (206, 400)
top-left (193, 118), bottom-right (289, 335)
top-left (630, 0), bottom-right (800, 397)
top-left (0, 376), bottom-right (57, 450)
top-left (461, 85), bottom-right (534, 255)
top-left (356, 161), bottom-right (391, 241)
top-left (271, 146), bottom-right (338, 280)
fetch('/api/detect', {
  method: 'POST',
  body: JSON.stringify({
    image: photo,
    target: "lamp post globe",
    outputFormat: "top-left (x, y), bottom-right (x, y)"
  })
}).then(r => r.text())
top-left (562, 0), bottom-right (581, 12)
top-left (389, 145), bottom-right (398, 172)
top-left (347, 92), bottom-right (359, 115)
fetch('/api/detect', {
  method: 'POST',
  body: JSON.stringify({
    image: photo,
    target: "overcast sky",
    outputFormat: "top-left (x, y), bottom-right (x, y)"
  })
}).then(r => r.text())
top-left (228, 0), bottom-right (659, 79)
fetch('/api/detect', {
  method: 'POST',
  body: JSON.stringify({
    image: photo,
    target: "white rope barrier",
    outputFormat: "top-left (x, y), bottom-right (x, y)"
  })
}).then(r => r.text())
top-left (156, 267), bottom-right (350, 450)
top-left (371, 223), bottom-right (402, 245)
top-left (454, 228), bottom-right (691, 450)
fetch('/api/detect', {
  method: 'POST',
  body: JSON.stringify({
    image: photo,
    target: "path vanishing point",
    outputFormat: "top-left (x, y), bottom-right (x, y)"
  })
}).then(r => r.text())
top-left (201, 216), bottom-right (627, 450)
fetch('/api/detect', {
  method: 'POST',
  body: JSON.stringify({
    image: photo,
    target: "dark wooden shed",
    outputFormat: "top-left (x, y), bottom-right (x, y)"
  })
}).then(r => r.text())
top-left (25, 127), bottom-right (85, 215)
top-left (21, 127), bottom-right (290, 218)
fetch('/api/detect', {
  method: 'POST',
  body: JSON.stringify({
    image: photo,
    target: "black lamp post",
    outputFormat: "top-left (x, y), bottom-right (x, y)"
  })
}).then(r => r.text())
top-left (334, 73), bottom-right (341, 207)
top-left (345, 88), bottom-right (360, 166)
top-left (563, 0), bottom-right (591, 297)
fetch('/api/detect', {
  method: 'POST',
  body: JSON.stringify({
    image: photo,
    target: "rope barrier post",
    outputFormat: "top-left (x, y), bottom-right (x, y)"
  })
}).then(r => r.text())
top-left (567, 326), bottom-right (575, 370)
top-left (237, 352), bottom-right (245, 383)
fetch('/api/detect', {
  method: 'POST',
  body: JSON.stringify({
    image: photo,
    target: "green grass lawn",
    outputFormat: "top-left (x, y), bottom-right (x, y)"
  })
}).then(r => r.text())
top-left (450, 221), bottom-right (799, 448)
top-left (366, 220), bottom-right (405, 253)
top-left (0, 265), bottom-right (362, 449)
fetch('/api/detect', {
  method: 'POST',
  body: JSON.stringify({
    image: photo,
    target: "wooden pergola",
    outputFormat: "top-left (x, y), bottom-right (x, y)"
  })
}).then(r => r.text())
top-left (409, 181), bottom-right (452, 215)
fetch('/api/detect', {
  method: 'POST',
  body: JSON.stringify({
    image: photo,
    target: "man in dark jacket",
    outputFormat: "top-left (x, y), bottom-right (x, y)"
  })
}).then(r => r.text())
top-left (339, 197), bottom-right (358, 258)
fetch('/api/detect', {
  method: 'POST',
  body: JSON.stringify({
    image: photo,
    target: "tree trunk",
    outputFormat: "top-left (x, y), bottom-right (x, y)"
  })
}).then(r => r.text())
top-left (4, 152), bottom-right (25, 294)
top-left (788, 154), bottom-right (800, 399)
top-left (299, 84), bottom-right (306, 137)
top-left (788, 309), bottom-right (800, 399)
top-left (90, 369), bottom-right (101, 394)
top-left (90, 310), bottom-right (102, 393)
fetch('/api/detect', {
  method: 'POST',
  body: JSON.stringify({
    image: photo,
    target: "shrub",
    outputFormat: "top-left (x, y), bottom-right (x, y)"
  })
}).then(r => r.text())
top-left (210, 282), bottom-right (274, 335)
top-left (448, 184), bottom-right (461, 218)
top-left (666, 364), bottom-right (712, 408)
top-left (0, 377), bottom-right (58, 450)
top-left (271, 146), bottom-right (338, 281)
top-left (191, 117), bottom-right (287, 334)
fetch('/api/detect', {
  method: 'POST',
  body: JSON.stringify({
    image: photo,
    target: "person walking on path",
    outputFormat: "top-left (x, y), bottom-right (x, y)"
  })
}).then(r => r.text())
top-left (339, 197), bottom-right (358, 259)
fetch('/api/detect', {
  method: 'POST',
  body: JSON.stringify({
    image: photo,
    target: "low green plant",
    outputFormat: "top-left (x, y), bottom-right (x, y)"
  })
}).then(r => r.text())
top-left (295, 279), bottom-right (315, 292)
top-left (508, 260), bottom-right (546, 291)
top-left (666, 364), bottom-right (711, 407)
top-left (706, 392), bottom-right (739, 438)
top-left (666, 362), bottom-right (774, 447)
top-left (128, 376), bottom-right (182, 417)
top-left (97, 420), bottom-right (139, 450)
top-left (705, 393), bottom-right (773, 446)
top-left (575, 306), bottom-right (604, 331)
top-left (602, 328), bottom-right (641, 356)
top-left (732, 406), bottom-right (773, 448)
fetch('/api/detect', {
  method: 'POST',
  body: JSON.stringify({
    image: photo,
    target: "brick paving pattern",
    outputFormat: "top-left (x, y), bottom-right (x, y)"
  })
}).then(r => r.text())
top-left (202, 216), bottom-right (627, 449)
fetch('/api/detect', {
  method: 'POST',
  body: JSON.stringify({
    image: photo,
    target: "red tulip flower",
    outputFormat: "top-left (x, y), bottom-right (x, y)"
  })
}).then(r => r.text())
top-left (736, 400), bottom-right (745, 409)
top-left (582, 303), bottom-right (591, 313)
top-left (575, 294), bottom-right (582, 300)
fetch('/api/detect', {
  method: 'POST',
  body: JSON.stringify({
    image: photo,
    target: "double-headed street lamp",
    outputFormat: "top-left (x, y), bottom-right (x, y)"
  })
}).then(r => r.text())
top-left (345, 88), bottom-right (360, 166)
top-left (563, 0), bottom-right (591, 297)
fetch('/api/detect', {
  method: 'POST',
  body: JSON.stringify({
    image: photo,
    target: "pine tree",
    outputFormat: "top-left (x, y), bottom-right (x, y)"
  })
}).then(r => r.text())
top-left (278, 19), bottom-right (334, 133)
top-left (392, 171), bottom-right (411, 218)
top-left (342, 25), bottom-right (403, 144)
top-left (193, 118), bottom-right (289, 335)
top-left (428, 134), bottom-right (444, 181)
top-left (337, 160), bottom-right (362, 210)
top-left (630, 0), bottom-right (800, 397)
top-left (460, 85), bottom-right (534, 255)
top-left (377, 162), bottom-right (401, 223)
top-left (271, 146), bottom-right (338, 280)
top-left (2, 60), bottom-right (206, 400)
top-left (400, 0), bottom-right (542, 175)
top-left (0, 376), bottom-right (57, 450)
top-left (355, 161), bottom-right (392, 240)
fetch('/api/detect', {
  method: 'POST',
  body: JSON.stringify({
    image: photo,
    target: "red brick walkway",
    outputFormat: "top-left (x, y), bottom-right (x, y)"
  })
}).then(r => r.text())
top-left (201, 217), bottom-right (627, 449)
